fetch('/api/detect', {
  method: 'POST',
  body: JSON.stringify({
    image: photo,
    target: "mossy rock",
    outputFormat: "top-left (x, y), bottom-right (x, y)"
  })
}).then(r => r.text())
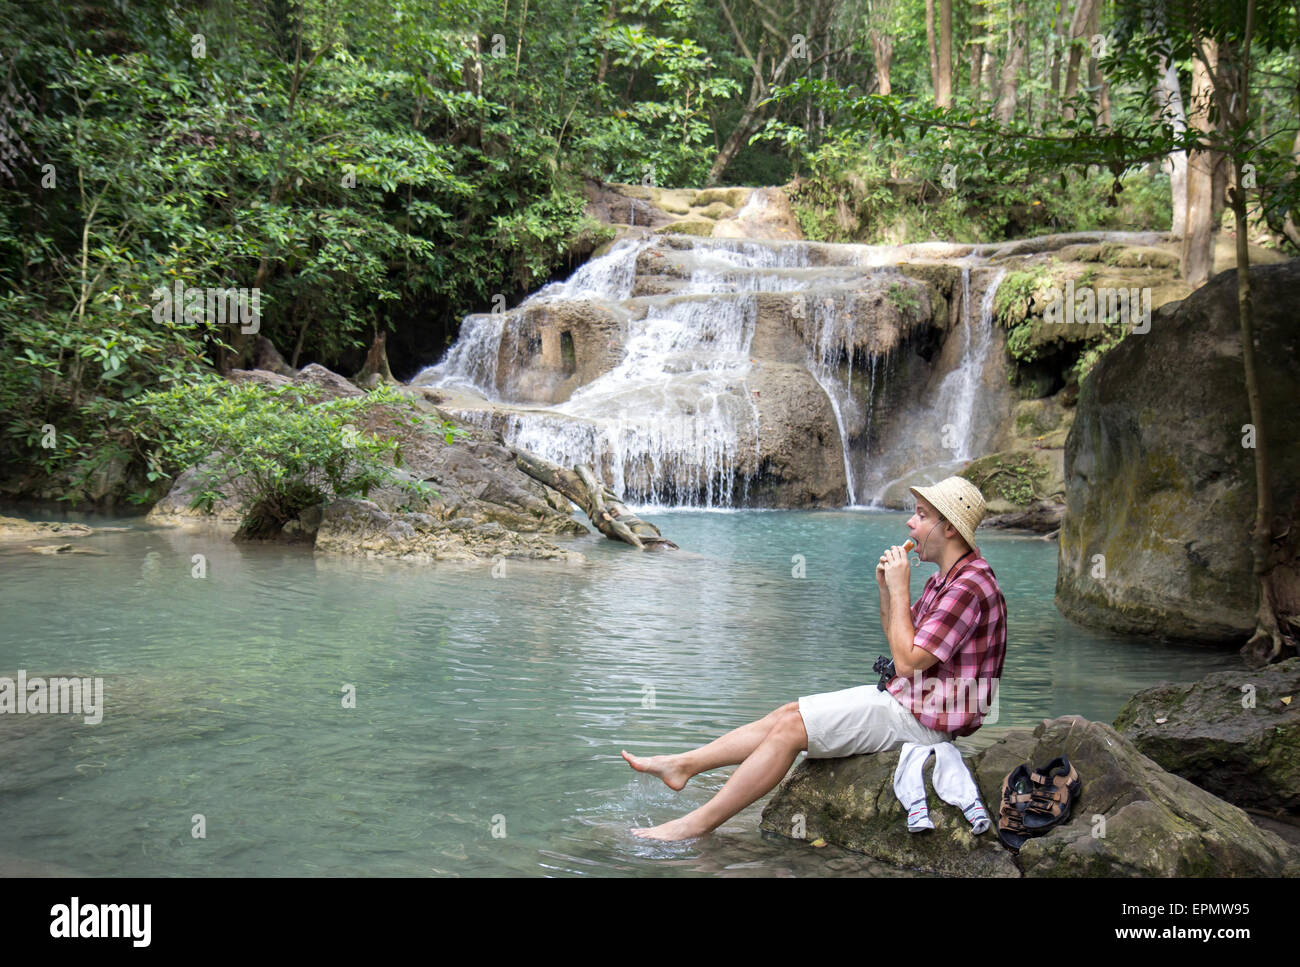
top-left (695, 187), bottom-right (750, 207)
top-left (1012, 397), bottom-right (1072, 445)
top-left (1056, 260), bottom-right (1300, 642)
top-left (961, 449), bottom-right (1057, 511)
top-left (1100, 243), bottom-right (1180, 270)
top-left (759, 716), bottom-right (1300, 876)
top-left (1114, 657), bottom-right (1300, 814)
top-left (695, 201), bottom-right (732, 220)
top-left (655, 219), bottom-right (716, 237)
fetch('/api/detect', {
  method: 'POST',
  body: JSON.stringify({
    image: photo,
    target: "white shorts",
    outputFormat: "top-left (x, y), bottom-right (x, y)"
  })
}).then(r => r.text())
top-left (798, 683), bottom-right (951, 759)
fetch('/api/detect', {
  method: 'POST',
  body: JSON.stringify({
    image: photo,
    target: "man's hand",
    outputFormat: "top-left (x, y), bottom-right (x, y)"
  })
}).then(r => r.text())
top-left (880, 544), bottom-right (910, 596)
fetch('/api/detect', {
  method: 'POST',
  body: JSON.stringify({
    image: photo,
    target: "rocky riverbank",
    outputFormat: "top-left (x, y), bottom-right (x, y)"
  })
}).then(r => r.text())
top-left (144, 363), bottom-right (591, 566)
top-left (759, 713), bottom-right (1300, 877)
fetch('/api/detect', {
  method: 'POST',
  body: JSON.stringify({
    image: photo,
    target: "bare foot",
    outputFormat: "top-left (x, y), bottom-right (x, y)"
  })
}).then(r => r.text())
top-left (630, 817), bottom-right (708, 841)
top-left (621, 750), bottom-right (691, 791)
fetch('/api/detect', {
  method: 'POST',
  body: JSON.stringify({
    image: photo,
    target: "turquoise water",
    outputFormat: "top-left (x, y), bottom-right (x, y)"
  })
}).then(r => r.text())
top-left (0, 507), bottom-right (1238, 877)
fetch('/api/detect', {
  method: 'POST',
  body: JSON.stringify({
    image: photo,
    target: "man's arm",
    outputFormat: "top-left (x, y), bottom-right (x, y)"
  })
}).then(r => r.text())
top-left (885, 584), bottom-right (940, 677)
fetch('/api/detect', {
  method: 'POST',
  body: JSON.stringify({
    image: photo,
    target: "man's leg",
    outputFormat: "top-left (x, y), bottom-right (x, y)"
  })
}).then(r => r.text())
top-left (621, 701), bottom-right (799, 791)
top-left (630, 705), bottom-right (808, 841)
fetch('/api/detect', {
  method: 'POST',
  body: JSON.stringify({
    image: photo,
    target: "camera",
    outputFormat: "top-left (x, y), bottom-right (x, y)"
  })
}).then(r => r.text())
top-left (873, 655), bottom-right (896, 691)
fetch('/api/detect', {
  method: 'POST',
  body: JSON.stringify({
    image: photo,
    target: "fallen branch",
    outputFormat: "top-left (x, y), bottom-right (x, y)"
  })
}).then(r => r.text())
top-left (513, 449), bottom-right (678, 550)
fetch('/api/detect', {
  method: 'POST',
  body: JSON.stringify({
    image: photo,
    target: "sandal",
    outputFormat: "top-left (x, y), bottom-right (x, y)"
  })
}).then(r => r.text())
top-left (996, 764), bottom-right (1035, 852)
top-left (1022, 755), bottom-right (1081, 832)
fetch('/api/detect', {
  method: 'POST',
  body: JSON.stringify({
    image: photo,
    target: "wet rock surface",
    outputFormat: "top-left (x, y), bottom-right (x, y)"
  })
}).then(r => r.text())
top-left (1114, 657), bottom-right (1300, 815)
top-left (760, 715), bottom-right (1300, 876)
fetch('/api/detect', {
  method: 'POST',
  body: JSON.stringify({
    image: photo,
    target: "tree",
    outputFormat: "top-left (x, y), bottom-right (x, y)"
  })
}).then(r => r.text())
top-left (771, 0), bottom-right (1300, 663)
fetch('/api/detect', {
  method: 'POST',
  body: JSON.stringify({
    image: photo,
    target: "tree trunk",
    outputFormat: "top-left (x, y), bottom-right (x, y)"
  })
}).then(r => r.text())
top-left (1156, 53), bottom-right (1189, 238)
top-left (353, 331), bottom-right (396, 386)
top-left (708, 92), bottom-right (765, 185)
top-left (872, 30), bottom-right (895, 95)
top-left (513, 450), bottom-right (678, 550)
top-left (594, 0), bottom-right (616, 85)
top-left (969, 40), bottom-right (983, 102)
top-left (995, 1), bottom-right (1028, 124)
top-left (937, 0), bottom-right (953, 107)
top-left (1060, 0), bottom-right (1096, 121)
top-left (1182, 38), bottom-right (1218, 288)
top-left (1223, 1), bottom-right (1293, 663)
top-left (1048, 10), bottom-right (1067, 116)
top-left (926, 0), bottom-right (939, 103)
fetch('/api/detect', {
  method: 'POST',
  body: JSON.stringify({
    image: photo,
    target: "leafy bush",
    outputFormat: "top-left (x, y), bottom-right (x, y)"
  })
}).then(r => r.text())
top-left (129, 376), bottom-right (465, 539)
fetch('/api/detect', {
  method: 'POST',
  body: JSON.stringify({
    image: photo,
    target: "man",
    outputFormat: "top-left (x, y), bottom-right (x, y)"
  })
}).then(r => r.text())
top-left (623, 475), bottom-right (1007, 841)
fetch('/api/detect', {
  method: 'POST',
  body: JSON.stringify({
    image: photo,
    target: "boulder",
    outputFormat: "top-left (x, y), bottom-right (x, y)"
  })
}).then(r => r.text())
top-left (313, 498), bottom-right (583, 565)
top-left (0, 516), bottom-right (95, 540)
top-left (760, 715), bottom-right (1300, 876)
top-left (146, 364), bottom-right (591, 564)
top-left (1114, 657), bottom-right (1300, 814)
top-left (1056, 260), bottom-right (1300, 642)
top-left (491, 300), bottom-right (627, 404)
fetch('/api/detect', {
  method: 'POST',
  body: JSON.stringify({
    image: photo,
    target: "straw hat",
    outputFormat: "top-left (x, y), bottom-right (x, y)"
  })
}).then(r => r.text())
top-left (909, 476), bottom-right (986, 551)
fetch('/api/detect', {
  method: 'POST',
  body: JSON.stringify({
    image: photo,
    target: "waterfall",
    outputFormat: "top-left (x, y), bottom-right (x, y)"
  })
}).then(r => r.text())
top-left (937, 265), bottom-right (1007, 462)
top-left (413, 233), bottom-right (1010, 510)
top-left (801, 291), bottom-right (861, 506)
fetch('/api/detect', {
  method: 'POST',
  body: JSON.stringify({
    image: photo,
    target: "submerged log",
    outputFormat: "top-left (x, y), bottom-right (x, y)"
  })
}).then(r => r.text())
top-left (513, 449), bottom-right (678, 550)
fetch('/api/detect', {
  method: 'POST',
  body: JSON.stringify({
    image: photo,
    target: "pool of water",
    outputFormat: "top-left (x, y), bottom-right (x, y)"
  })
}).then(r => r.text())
top-left (0, 506), bottom-right (1239, 876)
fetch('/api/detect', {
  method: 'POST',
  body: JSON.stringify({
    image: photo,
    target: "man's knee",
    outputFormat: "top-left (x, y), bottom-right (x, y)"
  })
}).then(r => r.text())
top-left (771, 706), bottom-right (808, 749)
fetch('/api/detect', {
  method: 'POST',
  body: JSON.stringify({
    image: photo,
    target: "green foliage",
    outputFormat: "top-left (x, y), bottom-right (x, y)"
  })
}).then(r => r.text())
top-left (995, 266), bottom-right (1057, 346)
top-left (1070, 325), bottom-right (1128, 386)
top-left (961, 453), bottom-right (1048, 507)
top-left (780, 124), bottom-right (1173, 247)
top-left (128, 375), bottom-right (461, 537)
top-left (886, 281), bottom-right (922, 319)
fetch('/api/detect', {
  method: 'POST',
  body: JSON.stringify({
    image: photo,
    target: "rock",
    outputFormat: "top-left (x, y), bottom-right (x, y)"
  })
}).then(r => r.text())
top-left (711, 187), bottom-right (802, 241)
top-left (760, 715), bottom-right (1300, 876)
top-left (0, 517), bottom-right (95, 540)
top-left (147, 364), bottom-right (591, 562)
top-left (1114, 657), bottom-right (1300, 814)
top-left (145, 464), bottom-right (246, 525)
top-left (697, 201), bottom-right (731, 220)
top-left (741, 361), bottom-right (848, 506)
top-left (694, 187), bottom-right (750, 208)
top-left (296, 362), bottom-right (364, 398)
top-left (961, 449), bottom-right (1060, 517)
top-left (484, 299), bottom-right (626, 404)
top-left (760, 742), bottom-right (1021, 877)
top-left (655, 218), bottom-right (715, 237)
top-left (1056, 260), bottom-right (1300, 642)
top-left (314, 498), bottom-right (584, 565)
top-left (982, 501), bottom-right (1065, 533)
top-left (26, 543), bottom-right (107, 555)
top-left (252, 336), bottom-right (296, 375)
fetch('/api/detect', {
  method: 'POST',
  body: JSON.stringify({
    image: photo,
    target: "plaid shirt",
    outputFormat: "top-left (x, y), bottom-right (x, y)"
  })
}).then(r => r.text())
top-left (886, 553), bottom-right (1007, 737)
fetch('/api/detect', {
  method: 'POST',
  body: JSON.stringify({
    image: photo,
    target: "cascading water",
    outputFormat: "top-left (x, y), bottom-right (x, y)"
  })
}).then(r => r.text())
top-left (858, 263), bottom-right (1008, 505)
top-left (936, 264), bottom-right (1007, 463)
top-left (414, 231), bottom-right (1009, 510)
top-left (415, 238), bottom-right (781, 507)
top-left (801, 291), bottom-right (861, 505)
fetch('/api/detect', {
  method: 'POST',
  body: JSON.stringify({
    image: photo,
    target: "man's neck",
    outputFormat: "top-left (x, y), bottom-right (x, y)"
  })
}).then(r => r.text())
top-left (935, 541), bottom-right (975, 584)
